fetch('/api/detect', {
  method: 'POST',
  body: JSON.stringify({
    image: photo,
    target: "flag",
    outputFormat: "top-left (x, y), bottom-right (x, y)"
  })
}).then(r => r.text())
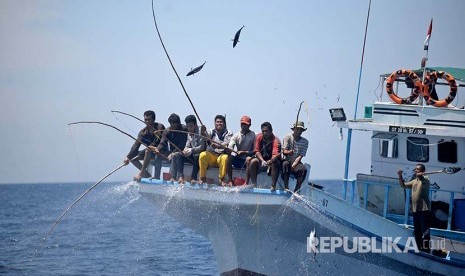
top-left (424, 19), bottom-right (433, 50)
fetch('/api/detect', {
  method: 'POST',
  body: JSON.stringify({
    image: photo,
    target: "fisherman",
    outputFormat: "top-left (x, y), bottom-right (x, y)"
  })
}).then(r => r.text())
top-left (182, 115), bottom-right (205, 183)
top-left (282, 121), bottom-right (309, 193)
top-left (227, 115), bottom-right (255, 185)
top-left (248, 122), bottom-right (281, 190)
top-left (198, 115), bottom-right (233, 185)
top-left (150, 113), bottom-right (187, 183)
top-left (397, 164), bottom-right (432, 253)
top-left (124, 110), bottom-right (165, 181)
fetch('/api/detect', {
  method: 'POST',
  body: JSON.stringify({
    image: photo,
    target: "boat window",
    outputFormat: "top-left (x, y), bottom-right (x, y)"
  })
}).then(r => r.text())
top-left (380, 139), bottom-right (398, 158)
top-left (407, 137), bottom-right (429, 162)
top-left (372, 133), bottom-right (398, 158)
top-left (438, 140), bottom-right (457, 163)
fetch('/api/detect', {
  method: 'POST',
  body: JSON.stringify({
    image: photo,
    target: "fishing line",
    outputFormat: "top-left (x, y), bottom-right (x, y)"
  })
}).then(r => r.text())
top-left (152, 128), bottom-right (239, 155)
top-left (111, 111), bottom-right (137, 134)
top-left (112, 110), bottom-right (184, 153)
top-left (372, 77), bottom-right (383, 101)
top-left (35, 157), bottom-right (138, 253)
top-left (67, 126), bottom-right (82, 182)
top-left (150, 0), bottom-right (203, 126)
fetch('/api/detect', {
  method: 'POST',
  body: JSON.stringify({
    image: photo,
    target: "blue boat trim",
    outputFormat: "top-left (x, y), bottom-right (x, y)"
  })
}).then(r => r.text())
top-left (139, 178), bottom-right (291, 196)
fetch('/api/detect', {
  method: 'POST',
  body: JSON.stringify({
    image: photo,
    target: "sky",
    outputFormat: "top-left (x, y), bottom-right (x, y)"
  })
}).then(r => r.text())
top-left (1, 0), bottom-right (464, 184)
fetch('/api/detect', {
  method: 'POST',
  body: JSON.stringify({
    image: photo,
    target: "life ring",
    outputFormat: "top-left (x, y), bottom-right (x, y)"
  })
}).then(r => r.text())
top-left (385, 69), bottom-right (422, 104)
top-left (422, 71), bottom-right (458, 107)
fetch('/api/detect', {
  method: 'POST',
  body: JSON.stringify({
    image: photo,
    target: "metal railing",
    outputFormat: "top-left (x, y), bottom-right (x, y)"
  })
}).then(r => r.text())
top-left (342, 179), bottom-right (465, 231)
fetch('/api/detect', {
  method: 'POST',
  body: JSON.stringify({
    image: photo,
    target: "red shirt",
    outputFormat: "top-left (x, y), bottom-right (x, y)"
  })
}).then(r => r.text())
top-left (254, 133), bottom-right (281, 161)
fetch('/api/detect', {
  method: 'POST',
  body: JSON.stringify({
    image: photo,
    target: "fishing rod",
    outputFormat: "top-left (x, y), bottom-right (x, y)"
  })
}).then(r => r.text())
top-left (111, 110), bottom-right (184, 153)
top-left (36, 156), bottom-right (138, 252)
top-left (150, 0), bottom-right (203, 126)
top-left (152, 128), bottom-right (239, 155)
top-left (294, 101), bottom-right (305, 127)
top-left (68, 121), bottom-right (169, 160)
top-left (289, 100), bottom-right (305, 151)
top-left (423, 167), bottom-right (463, 175)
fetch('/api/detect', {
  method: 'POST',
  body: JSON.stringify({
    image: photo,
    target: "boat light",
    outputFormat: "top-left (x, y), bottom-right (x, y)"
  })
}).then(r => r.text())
top-left (329, 108), bottom-right (346, 121)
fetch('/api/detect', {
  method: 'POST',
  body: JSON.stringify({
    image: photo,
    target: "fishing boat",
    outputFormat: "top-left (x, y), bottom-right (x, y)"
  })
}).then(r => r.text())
top-left (138, 67), bottom-right (465, 275)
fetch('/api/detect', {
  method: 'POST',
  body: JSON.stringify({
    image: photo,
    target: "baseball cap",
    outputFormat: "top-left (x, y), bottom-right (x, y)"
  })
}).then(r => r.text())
top-left (240, 115), bottom-right (251, 125)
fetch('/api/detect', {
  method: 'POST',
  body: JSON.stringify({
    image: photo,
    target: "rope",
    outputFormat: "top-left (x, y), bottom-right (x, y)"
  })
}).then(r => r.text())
top-left (406, 137), bottom-right (454, 147)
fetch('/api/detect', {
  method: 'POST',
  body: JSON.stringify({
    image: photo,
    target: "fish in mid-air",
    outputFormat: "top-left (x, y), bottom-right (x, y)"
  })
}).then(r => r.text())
top-left (309, 228), bottom-right (317, 262)
top-left (232, 26), bottom-right (245, 48)
top-left (186, 61), bottom-right (206, 76)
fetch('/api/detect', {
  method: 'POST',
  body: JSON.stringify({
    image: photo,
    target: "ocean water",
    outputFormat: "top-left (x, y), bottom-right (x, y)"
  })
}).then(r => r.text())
top-left (0, 182), bottom-right (218, 276)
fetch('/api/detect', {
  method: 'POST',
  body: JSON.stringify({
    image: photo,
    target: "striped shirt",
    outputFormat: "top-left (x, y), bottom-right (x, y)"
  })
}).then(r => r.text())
top-left (282, 133), bottom-right (308, 162)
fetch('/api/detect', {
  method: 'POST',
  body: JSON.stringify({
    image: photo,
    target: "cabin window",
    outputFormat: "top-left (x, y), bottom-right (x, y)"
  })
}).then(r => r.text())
top-left (407, 137), bottom-right (429, 162)
top-left (438, 140), bottom-right (457, 163)
top-left (372, 133), bottom-right (398, 158)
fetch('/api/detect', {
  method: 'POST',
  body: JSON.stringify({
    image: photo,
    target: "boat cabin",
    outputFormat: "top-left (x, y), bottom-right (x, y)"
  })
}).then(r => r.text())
top-left (332, 67), bottom-right (465, 238)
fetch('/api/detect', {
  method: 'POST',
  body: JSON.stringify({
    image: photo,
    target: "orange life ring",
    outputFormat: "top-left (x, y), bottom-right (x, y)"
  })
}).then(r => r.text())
top-left (385, 69), bottom-right (422, 104)
top-left (422, 71), bottom-right (458, 107)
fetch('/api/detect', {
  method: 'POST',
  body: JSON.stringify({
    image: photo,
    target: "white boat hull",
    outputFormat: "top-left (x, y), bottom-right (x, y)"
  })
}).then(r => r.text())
top-left (139, 180), bottom-right (465, 275)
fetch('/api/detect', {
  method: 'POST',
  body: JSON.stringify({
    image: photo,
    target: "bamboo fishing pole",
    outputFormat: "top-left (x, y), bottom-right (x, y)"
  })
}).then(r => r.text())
top-left (111, 110), bottom-right (184, 153)
top-left (152, 128), bottom-right (239, 155)
top-left (150, 0), bottom-right (203, 126)
top-left (36, 156), bottom-right (138, 252)
top-left (294, 101), bottom-right (305, 128)
top-left (68, 121), bottom-right (169, 160)
top-left (423, 167), bottom-right (463, 175)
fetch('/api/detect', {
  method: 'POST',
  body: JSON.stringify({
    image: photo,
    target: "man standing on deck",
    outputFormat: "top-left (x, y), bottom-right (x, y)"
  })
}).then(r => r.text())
top-left (182, 115), bottom-right (206, 182)
top-left (124, 110), bottom-right (165, 181)
top-left (398, 164), bottom-right (432, 253)
top-left (227, 115), bottom-right (255, 185)
top-left (248, 122), bottom-right (281, 190)
top-left (198, 115), bottom-right (233, 185)
top-left (282, 121), bottom-right (309, 193)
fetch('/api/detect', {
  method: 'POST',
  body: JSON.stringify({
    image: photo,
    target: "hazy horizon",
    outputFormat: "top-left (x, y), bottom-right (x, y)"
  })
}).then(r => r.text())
top-left (1, 0), bottom-right (464, 184)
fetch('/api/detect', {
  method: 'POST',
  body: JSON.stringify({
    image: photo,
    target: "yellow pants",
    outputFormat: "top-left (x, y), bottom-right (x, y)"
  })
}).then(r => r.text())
top-left (199, 151), bottom-right (229, 179)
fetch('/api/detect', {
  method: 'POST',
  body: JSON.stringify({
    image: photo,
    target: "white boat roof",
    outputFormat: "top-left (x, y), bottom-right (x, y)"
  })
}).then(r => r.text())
top-left (337, 102), bottom-right (465, 138)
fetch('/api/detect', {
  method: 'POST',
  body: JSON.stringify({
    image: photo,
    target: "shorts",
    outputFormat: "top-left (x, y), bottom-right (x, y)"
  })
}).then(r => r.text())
top-left (231, 156), bottom-right (247, 169)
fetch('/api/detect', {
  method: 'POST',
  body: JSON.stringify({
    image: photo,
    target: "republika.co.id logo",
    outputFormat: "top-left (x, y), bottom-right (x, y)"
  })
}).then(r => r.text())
top-left (307, 235), bottom-right (427, 254)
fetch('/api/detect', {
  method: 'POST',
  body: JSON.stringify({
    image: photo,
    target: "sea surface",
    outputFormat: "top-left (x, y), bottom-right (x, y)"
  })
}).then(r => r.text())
top-left (0, 182), bottom-right (218, 276)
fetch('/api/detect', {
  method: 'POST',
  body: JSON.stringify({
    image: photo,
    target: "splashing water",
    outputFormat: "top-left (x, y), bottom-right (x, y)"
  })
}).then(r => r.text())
top-left (92, 181), bottom-right (142, 217)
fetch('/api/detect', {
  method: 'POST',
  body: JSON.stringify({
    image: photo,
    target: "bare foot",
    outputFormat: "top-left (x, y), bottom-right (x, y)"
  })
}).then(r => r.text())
top-left (134, 173), bottom-right (143, 182)
top-left (169, 178), bottom-right (176, 182)
top-left (178, 177), bottom-right (184, 184)
top-left (219, 178), bottom-right (229, 186)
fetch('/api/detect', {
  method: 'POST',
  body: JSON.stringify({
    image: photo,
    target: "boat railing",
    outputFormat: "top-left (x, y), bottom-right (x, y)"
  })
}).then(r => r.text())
top-left (342, 178), bottom-right (465, 240)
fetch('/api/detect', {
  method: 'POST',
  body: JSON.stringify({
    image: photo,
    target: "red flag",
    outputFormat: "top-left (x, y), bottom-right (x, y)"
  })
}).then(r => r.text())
top-left (424, 19), bottom-right (433, 50)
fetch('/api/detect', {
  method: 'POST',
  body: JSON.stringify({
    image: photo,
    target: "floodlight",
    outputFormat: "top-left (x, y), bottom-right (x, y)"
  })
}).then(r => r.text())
top-left (329, 108), bottom-right (347, 121)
